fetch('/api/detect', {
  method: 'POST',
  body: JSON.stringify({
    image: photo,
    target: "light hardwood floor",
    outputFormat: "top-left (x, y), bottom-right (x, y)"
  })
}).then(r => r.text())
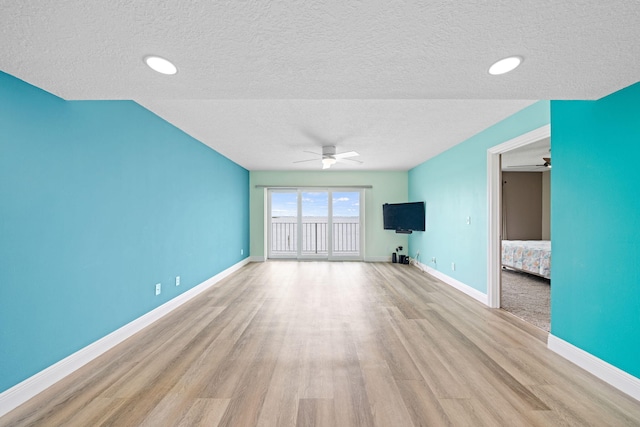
top-left (2, 262), bottom-right (639, 426)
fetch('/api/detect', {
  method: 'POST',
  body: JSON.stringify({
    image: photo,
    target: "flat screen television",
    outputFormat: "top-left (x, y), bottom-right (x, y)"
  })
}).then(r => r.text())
top-left (383, 202), bottom-right (425, 234)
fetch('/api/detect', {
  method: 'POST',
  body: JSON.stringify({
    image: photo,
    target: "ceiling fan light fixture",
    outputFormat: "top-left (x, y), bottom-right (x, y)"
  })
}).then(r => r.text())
top-left (322, 157), bottom-right (336, 169)
top-left (144, 55), bottom-right (178, 75)
top-left (488, 56), bottom-right (523, 75)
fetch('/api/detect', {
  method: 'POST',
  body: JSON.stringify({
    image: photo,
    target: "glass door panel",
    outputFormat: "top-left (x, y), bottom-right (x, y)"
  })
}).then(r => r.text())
top-left (269, 191), bottom-right (298, 258)
top-left (301, 191), bottom-right (329, 258)
top-left (332, 191), bottom-right (361, 258)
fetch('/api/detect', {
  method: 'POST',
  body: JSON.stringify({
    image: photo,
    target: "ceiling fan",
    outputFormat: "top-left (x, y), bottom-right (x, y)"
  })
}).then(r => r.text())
top-left (293, 145), bottom-right (362, 169)
top-left (504, 157), bottom-right (551, 170)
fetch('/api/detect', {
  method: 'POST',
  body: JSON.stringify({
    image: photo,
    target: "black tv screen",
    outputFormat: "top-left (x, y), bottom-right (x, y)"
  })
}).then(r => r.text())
top-left (383, 202), bottom-right (425, 234)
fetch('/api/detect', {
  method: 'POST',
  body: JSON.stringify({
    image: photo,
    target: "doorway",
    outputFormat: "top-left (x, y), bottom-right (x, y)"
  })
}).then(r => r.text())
top-left (267, 188), bottom-right (363, 260)
top-left (500, 140), bottom-right (551, 330)
top-left (486, 125), bottom-right (551, 313)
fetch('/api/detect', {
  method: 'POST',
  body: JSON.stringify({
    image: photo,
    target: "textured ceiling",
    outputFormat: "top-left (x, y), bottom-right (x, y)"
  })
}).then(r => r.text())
top-left (138, 98), bottom-right (536, 170)
top-left (2, 1), bottom-right (639, 170)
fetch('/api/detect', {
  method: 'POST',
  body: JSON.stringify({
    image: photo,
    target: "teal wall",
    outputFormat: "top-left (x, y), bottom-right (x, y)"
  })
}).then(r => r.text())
top-left (3, 63), bottom-right (637, 398)
top-left (250, 171), bottom-right (409, 260)
top-left (408, 102), bottom-right (550, 292)
top-left (551, 82), bottom-right (640, 379)
top-left (0, 72), bottom-right (250, 393)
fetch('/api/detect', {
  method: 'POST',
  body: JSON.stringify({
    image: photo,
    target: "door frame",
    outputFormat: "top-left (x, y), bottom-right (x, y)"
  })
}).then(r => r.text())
top-left (486, 124), bottom-right (550, 308)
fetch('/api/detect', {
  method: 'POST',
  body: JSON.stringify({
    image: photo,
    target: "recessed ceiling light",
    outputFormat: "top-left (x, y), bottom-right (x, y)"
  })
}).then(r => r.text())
top-left (144, 55), bottom-right (178, 75)
top-left (488, 56), bottom-right (523, 75)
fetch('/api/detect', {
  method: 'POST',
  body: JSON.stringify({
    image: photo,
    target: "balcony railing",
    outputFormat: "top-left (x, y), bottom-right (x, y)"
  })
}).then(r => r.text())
top-left (271, 221), bottom-right (360, 256)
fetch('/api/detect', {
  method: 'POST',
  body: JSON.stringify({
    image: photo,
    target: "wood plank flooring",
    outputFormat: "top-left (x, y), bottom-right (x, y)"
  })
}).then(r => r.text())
top-left (2, 261), bottom-right (639, 426)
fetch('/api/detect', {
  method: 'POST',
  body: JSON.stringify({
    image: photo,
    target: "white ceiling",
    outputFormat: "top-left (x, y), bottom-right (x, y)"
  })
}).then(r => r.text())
top-left (2, 1), bottom-right (639, 171)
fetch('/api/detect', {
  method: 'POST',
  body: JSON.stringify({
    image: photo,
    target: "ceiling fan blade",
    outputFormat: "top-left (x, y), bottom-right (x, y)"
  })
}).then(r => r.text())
top-left (334, 151), bottom-right (359, 159)
top-left (295, 145), bottom-right (360, 168)
top-left (336, 157), bottom-right (363, 164)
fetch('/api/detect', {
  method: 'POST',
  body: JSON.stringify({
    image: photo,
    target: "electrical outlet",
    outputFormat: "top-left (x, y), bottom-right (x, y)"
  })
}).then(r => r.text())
top-left (175, 276), bottom-right (180, 286)
top-left (466, 216), bottom-right (471, 225)
top-left (432, 257), bottom-right (436, 263)
top-left (155, 283), bottom-right (161, 295)
top-left (451, 262), bottom-right (456, 271)
top-left (241, 249), bottom-right (244, 255)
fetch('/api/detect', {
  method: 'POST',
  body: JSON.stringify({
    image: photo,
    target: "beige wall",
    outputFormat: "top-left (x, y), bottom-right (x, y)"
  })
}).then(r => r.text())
top-left (250, 170), bottom-right (409, 261)
top-left (541, 170), bottom-right (551, 239)
top-left (502, 172), bottom-right (542, 240)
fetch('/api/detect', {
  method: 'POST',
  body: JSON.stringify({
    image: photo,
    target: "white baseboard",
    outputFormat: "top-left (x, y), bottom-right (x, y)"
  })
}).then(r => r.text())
top-left (417, 265), bottom-right (640, 403)
top-left (548, 334), bottom-right (640, 402)
top-left (418, 262), bottom-right (489, 305)
top-left (0, 258), bottom-right (250, 418)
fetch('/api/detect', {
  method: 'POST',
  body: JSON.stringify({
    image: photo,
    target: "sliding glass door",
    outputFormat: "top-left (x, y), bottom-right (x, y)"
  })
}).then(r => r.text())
top-left (268, 188), bottom-right (363, 260)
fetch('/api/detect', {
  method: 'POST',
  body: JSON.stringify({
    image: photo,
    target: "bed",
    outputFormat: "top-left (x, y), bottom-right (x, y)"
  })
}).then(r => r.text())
top-left (501, 240), bottom-right (551, 279)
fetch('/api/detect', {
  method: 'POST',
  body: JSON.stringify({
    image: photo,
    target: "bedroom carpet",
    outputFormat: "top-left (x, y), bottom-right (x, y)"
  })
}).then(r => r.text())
top-left (501, 268), bottom-right (550, 332)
